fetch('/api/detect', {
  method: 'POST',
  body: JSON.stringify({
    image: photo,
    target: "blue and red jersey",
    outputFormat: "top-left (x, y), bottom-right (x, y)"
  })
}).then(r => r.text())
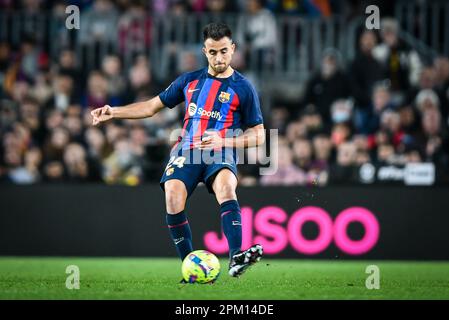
top-left (158, 68), bottom-right (264, 150)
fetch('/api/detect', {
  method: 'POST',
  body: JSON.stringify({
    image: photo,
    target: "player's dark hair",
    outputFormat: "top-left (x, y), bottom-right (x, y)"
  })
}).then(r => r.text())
top-left (203, 22), bottom-right (232, 42)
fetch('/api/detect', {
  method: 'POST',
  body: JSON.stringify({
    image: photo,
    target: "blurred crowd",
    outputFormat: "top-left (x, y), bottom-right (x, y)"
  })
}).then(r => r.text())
top-left (259, 19), bottom-right (449, 186)
top-left (0, 0), bottom-right (368, 16)
top-left (0, 0), bottom-right (448, 186)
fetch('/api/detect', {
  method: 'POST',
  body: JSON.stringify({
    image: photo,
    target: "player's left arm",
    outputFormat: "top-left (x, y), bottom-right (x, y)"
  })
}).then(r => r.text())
top-left (225, 124), bottom-right (265, 148)
top-left (196, 124), bottom-right (265, 149)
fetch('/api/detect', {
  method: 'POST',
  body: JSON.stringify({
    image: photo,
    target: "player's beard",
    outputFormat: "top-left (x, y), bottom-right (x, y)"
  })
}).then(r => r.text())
top-left (212, 63), bottom-right (228, 74)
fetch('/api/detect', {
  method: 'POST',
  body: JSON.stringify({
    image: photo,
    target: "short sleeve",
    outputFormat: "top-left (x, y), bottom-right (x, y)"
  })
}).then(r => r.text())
top-left (241, 81), bottom-right (264, 127)
top-left (158, 74), bottom-right (186, 109)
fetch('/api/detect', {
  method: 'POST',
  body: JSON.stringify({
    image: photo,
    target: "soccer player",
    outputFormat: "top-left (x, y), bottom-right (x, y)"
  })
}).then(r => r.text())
top-left (91, 22), bottom-right (265, 280)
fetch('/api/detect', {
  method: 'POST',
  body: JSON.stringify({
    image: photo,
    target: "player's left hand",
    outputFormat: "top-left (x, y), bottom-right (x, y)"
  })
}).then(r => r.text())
top-left (195, 131), bottom-right (224, 150)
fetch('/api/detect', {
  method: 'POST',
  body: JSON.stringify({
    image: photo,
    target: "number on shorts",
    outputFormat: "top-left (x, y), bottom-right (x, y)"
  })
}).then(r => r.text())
top-left (165, 156), bottom-right (186, 171)
top-left (173, 156), bottom-right (186, 168)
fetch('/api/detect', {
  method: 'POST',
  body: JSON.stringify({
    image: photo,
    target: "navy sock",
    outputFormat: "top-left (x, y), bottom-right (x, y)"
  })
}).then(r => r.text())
top-left (166, 211), bottom-right (193, 261)
top-left (220, 200), bottom-right (242, 259)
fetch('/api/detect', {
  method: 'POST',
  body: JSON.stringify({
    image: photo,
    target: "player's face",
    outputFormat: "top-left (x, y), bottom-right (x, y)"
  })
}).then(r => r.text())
top-left (203, 37), bottom-right (235, 74)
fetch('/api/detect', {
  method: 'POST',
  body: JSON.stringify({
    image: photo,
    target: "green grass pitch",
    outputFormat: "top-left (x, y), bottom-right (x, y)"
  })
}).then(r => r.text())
top-left (1, 257), bottom-right (449, 299)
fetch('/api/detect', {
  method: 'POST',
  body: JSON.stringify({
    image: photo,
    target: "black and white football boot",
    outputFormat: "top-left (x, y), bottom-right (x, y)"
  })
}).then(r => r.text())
top-left (228, 244), bottom-right (263, 277)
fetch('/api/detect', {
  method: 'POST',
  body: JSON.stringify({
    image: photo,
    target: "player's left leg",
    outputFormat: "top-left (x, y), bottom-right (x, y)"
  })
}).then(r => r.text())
top-left (210, 169), bottom-right (263, 277)
top-left (211, 169), bottom-right (241, 258)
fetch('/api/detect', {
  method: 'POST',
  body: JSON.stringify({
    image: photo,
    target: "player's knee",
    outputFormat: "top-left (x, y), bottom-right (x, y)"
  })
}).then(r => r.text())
top-left (165, 190), bottom-right (186, 213)
top-left (164, 181), bottom-right (187, 213)
top-left (215, 183), bottom-right (237, 203)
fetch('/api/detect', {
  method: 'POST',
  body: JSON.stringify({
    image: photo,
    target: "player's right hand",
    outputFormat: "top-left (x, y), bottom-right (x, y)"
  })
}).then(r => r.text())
top-left (91, 105), bottom-right (113, 126)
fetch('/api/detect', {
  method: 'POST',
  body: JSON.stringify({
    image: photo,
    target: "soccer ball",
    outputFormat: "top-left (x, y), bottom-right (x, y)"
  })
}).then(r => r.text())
top-left (182, 250), bottom-right (221, 284)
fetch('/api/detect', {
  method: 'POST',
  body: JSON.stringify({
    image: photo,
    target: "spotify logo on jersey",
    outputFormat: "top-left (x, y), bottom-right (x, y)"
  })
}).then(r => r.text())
top-left (188, 103), bottom-right (197, 116)
top-left (187, 103), bottom-right (224, 120)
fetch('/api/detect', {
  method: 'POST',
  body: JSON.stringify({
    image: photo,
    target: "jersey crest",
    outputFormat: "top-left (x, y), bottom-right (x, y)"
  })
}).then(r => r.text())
top-left (218, 91), bottom-right (231, 103)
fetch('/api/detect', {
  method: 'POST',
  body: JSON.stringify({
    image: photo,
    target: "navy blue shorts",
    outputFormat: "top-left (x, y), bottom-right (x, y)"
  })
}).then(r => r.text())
top-left (159, 148), bottom-right (238, 197)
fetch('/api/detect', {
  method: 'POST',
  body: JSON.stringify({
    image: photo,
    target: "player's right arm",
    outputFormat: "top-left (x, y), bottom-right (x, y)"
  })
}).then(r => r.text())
top-left (90, 96), bottom-right (165, 126)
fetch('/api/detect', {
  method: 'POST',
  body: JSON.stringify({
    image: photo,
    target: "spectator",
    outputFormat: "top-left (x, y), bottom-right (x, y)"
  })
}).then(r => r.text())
top-left (302, 48), bottom-right (351, 122)
top-left (313, 133), bottom-right (332, 166)
top-left (398, 104), bottom-right (420, 135)
top-left (415, 89), bottom-right (440, 114)
top-left (376, 143), bottom-right (395, 165)
top-left (330, 99), bottom-right (353, 125)
top-left (84, 126), bottom-right (112, 161)
top-left (405, 66), bottom-right (443, 112)
top-left (355, 150), bottom-right (371, 166)
top-left (19, 97), bottom-right (42, 143)
top-left (434, 57), bottom-right (449, 90)
top-left (44, 109), bottom-right (64, 132)
top-left (330, 122), bottom-right (351, 147)
top-left (329, 141), bottom-right (358, 183)
top-left (0, 101), bottom-right (17, 130)
top-left (118, 2), bottom-right (152, 55)
top-left (42, 160), bottom-right (65, 182)
top-left (238, 147), bottom-right (262, 186)
top-left (152, 0), bottom-right (170, 15)
top-left (286, 120), bottom-right (307, 144)
top-left (10, 80), bottom-right (31, 105)
top-left (64, 114), bottom-right (84, 143)
top-left (206, 0), bottom-right (233, 13)
top-left (2, 145), bottom-right (23, 184)
top-left (125, 55), bottom-right (153, 103)
top-left (357, 82), bottom-right (396, 134)
top-left (63, 142), bottom-right (100, 182)
top-left (270, 107), bottom-right (289, 135)
top-left (433, 56), bottom-right (449, 120)
top-left (104, 122), bottom-right (127, 146)
top-left (176, 49), bottom-right (202, 75)
top-left (292, 138), bottom-right (313, 171)
top-left (103, 138), bottom-right (143, 185)
top-left (236, 0), bottom-right (277, 72)
top-left (79, 0), bottom-right (118, 45)
top-left (379, 109), bottom-right (404, 147)
top-left (299, 104), bottom-right (324, 135)
top-left (55, 49), bottom-right (81, 90)
top-left (350, 30), bottom-right (385, 125)
top-left (45, 72), bottom-right (77, 112)
top-left (102, 55), bottom-right (126, 103)
top-left (30, 72), bottom-right (52, 105)
top-left (403, 146), bottom-right (422, 164)
top-left (43, 126), bottom-right (69, 162)
top-left (260, 142), bottom-right (307, 186)
top-left (419, 109), bottom-right (449, 167)
top-left (187, 0), bottom-right (207, 12)
top-left (82, 71), bottom-right (119, 109)
top-left (19, 36), bottom-right (48, 82)
top-left (372, 18), bottom-right (422, 96)
top-left (0, 42), bottom-right (12, 98)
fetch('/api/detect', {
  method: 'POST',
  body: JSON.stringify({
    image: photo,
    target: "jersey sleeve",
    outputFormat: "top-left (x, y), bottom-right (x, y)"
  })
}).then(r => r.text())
top-left (158, 74), bottom-right (186, 109)
top-left (241, 81), bottom-right (264, 127)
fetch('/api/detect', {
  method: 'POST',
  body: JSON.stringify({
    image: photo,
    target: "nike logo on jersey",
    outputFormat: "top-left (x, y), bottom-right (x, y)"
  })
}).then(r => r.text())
top-left (188, 88), bottom-right (200, 93)
top-left (174, 237), bottom-right (184, 245)
top-left (232, 221), bottom-right (242, 226)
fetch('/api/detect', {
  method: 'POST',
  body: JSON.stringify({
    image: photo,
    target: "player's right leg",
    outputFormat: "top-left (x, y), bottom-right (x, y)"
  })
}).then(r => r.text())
top-left (164, 179), bottom-right (192, 262)
top-left (160, 152), bottom-right (202, 265)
